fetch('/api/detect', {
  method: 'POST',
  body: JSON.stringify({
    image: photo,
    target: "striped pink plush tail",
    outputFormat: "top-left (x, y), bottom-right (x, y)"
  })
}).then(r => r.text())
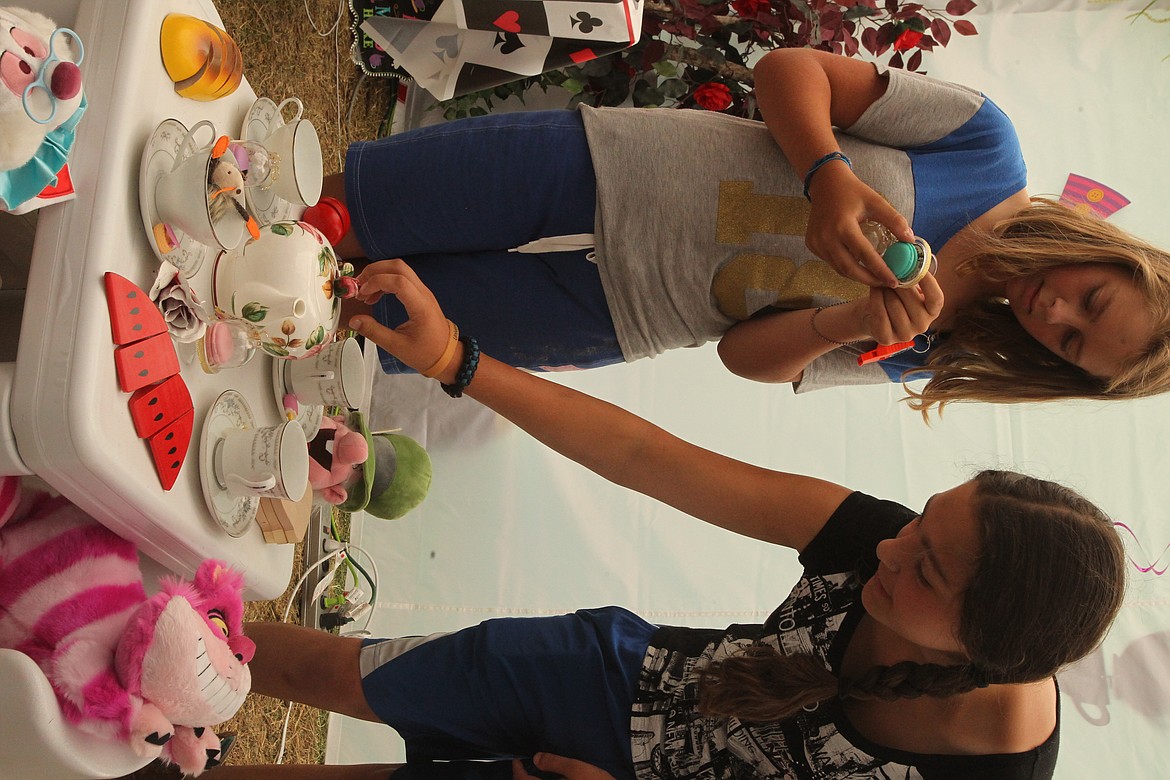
top-left (0, 475), bottom-right (20, 528)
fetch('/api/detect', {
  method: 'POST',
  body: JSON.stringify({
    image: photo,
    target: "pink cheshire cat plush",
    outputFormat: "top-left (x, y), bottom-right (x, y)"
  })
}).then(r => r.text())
top-left (0, 476), bottom-right (254, 776)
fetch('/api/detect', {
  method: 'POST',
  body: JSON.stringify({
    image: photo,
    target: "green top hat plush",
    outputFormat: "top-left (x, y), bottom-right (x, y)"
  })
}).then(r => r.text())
top-left (332, 412), bottom-right (432, 520)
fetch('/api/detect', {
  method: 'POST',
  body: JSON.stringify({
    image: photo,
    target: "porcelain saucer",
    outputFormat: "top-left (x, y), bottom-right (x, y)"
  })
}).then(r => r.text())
top-left (199, 389), bottom-right (260, 537)
top-left (271, 357), bottom-right (324, 440)
top-left (241, 97), bottom-right (297, 225)
top-left (139, 118), bottom-right (214, 278)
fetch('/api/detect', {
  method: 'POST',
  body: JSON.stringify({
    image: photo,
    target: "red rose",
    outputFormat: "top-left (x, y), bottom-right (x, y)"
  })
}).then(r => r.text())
top-left (693, 82), bottom-right (733, 111)
top-left (731, 0), bottom-right (768, 18)
top-left (893, 28), bottom-right (924, 52)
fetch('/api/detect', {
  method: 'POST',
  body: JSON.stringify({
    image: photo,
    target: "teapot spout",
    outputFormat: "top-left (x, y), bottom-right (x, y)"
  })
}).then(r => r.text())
top-left (226, 283), bottom-right (308, 323)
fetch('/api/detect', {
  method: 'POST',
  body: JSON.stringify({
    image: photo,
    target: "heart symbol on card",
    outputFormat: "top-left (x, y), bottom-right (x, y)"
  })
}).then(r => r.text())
top-left (494, 10), bottom-right (521, 33)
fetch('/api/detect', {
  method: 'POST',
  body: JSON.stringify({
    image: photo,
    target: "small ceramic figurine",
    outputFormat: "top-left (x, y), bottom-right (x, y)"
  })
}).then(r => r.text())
top-left (0, 6), bottom-right (86, 213)
top-left (206, 136), bottom-right (259, 240)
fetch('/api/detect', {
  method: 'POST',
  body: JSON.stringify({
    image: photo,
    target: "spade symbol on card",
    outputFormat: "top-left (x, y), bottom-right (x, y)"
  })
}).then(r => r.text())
top-left (570, 12), bottom-right (603, 34)
top-left (434, 34), bottom-right (461, 61)
top-left (494, 31), bottom-right (525, 55)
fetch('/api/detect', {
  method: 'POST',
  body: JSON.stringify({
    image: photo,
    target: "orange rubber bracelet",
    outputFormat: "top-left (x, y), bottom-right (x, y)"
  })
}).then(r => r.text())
top-left (420, 320), bottom-right (460, 378)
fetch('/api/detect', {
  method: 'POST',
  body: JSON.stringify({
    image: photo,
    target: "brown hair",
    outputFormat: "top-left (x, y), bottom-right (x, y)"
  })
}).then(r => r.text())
top-left (696, 471), bottom-right (1126, 722)
top-left (904, 198), bottom-right (1170, 413)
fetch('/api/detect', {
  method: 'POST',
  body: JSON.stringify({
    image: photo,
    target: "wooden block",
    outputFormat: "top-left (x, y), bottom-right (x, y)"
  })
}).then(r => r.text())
top-left (257, 490), bottom-right (313, 544)
top-left (145, 409), bottom-right (193, 491)
top-left (104, 272), bottom-right (167, 345)
top-left (128, 375), bottom-right (193, 438)
top-left (114, 332), bottom-right (179, 393)
top-left (254, 498), bottom-right (282, 542)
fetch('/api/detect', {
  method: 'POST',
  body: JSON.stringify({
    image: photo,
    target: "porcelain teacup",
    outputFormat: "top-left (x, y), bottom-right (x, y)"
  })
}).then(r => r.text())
top-left (284, 336), bottom-right (365, 408)
top-left (254, 97), bottom-right (322, 206)
top-left (155, 119), bottom-right (247, 250)
top-left (213, 419), bottom-right (308, 501)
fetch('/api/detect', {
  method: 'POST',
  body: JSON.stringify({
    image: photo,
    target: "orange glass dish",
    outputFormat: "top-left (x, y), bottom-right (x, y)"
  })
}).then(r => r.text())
top-left (159, 14), bottom-right (243, 101)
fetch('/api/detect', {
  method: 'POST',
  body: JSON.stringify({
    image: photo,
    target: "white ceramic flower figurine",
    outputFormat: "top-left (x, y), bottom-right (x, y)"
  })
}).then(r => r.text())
top-left (149, 260), bottom-right (207, 343)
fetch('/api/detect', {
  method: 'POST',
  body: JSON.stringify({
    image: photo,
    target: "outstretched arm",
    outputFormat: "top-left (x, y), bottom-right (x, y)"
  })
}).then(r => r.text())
top-left (349, 261), bottom-right (851, 553)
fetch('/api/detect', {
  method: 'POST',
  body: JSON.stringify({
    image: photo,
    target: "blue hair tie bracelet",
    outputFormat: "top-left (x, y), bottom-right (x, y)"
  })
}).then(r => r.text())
top-left (441, 337), bottom-right (480, 398)
top-left (802, 151), bottom-right (853, 201)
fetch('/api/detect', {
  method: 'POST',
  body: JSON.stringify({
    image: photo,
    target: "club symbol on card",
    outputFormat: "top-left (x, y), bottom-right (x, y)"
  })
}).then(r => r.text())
top-left (494, 10), bottom-right (522, 33)
top-left (570, 12), bottom-right (603, 33)
top-left (494, 31), bottom-right (525, 55)
top-left (434, 34), bottom-right (461, 60)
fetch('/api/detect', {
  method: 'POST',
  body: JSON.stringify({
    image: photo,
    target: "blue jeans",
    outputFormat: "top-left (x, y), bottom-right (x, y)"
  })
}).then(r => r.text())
top-left (359, 607), bottom-right (656, 780)
top-left (345, 110), bottom-right (622, 372)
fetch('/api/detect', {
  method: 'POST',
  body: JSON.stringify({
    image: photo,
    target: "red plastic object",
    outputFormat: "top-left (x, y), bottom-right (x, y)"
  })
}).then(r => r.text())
top-left (857, 341), bottom-right (915, 366)
top-left (104, 272), bottom-right (168, 345)
top-left (146, 409), bottom-right (194, 491)
top-left (113, 332), bottom-right (180, 393)
top-left (128, 374), bottom-right (194, 438)
top-left (301, 196), bottom-right (350, 246)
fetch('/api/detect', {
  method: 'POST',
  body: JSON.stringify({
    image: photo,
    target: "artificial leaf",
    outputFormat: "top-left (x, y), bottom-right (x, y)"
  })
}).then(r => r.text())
top-left (946, 0), bottom-right (976, 15)
top-left (931, 18), bottom-right (951, 46)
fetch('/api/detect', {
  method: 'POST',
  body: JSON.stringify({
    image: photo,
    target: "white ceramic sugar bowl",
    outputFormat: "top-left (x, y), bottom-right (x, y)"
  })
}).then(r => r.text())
top-left (212, 220), bottom-right (352, 358)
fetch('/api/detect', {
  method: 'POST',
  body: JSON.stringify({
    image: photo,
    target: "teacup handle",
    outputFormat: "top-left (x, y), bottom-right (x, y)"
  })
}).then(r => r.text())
top-left (173, 119), bottom-right (217, 172)
top-left (226, 472), bottom-right (277, 494)
top-left (276, 97), bottom-right (303, 124)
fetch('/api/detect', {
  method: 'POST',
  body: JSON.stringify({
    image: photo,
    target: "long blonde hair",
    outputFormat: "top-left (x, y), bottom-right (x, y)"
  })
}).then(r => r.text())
top-left (905, 198), bottom-right (1170, 413)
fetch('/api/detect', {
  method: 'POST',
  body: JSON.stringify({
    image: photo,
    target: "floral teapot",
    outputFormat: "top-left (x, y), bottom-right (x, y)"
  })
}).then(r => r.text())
top-left (212, 220), bottom-right (354, 358)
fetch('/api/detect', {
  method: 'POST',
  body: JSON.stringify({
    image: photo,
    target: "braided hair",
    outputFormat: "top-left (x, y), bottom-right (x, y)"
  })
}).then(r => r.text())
top-left (697, 471), bottom-right (1125, 721)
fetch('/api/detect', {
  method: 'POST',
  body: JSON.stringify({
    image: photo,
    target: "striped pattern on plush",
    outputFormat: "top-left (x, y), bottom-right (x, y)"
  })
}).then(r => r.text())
top-left (0, 476), bottom-right (146, 739)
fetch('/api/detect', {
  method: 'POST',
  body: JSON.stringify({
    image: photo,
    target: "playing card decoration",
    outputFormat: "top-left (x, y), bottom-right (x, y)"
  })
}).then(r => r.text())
top-left (105, 272), bottom-right (193, 490)
top-left (361, 0), bottom-right (643, 100)
top-left (1059, 173), bottom-right (1131, 219)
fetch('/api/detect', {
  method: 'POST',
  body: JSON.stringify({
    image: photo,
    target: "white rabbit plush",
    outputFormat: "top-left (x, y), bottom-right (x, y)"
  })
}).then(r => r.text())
top-left (0, 6), bottom-right (86, 212)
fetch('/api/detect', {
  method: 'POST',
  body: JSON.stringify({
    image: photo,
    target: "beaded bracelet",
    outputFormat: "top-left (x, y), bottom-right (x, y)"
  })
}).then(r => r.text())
top-left (441, 337), bottom-right (480, 398)
top-left (810, 305), bottom-right (855, 347)
top-left (802, 151), bottom-right (853, 201)
top-left (420, 319), bottom-right (460, 378)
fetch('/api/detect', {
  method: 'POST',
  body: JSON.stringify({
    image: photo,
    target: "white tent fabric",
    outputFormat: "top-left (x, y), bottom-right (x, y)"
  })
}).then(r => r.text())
top-left (328, 4), bottom-right (1170, 776)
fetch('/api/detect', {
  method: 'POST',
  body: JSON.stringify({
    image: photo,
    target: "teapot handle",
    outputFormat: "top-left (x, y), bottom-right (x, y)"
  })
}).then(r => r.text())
top-left (173, 119), bottom-right (217, 172)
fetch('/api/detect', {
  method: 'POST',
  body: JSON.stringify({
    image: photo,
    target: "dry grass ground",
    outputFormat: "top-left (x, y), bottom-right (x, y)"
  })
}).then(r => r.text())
top-left (210, 0), bottom-right (389, 768)
top-left (219, 0), bottom-right (394, 176)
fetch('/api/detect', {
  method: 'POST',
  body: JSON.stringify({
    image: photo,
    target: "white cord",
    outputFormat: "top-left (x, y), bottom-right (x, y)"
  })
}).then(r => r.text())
top-left (302, 0), bottom-right (347, 36)
top-left (281, 547), bottom-right (347, 624)
top-left (300, 0), bottom-right (349, 170)
top-left (339, 543), bottom-right (381, 633)
top-left (273, 546), bottom-right (347, 765)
